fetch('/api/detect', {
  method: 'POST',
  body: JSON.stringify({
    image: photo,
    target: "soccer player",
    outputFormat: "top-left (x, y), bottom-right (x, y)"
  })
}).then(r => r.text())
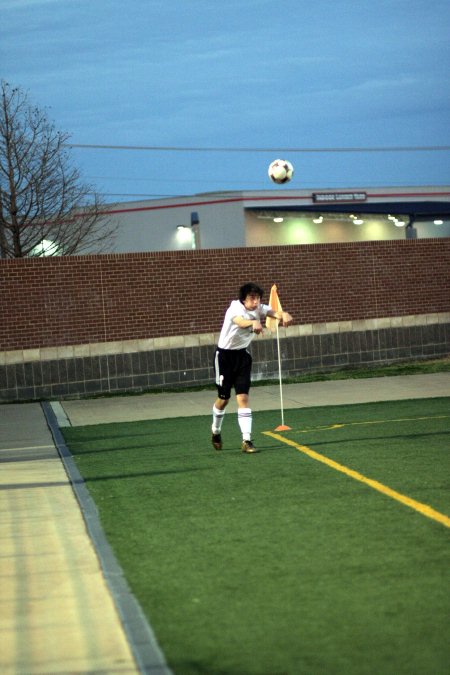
top-left (211, 282), bottom-right (293, 453)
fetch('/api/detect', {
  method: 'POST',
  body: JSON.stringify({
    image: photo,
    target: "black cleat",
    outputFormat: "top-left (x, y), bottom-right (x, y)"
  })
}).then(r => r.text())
top-left (212, 433), bottom-right (223, 450)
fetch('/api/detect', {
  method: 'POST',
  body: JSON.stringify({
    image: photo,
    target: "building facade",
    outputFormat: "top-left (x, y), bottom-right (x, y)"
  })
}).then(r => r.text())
top-left (99, 185), bottom-right (450, 253)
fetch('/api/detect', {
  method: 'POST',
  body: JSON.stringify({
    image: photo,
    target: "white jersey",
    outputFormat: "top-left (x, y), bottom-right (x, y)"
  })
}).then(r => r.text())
top-left (217, 300), bottom-right (271, 350)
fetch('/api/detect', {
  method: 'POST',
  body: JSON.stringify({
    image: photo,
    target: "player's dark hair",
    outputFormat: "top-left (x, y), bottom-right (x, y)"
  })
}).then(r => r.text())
top-left (239, 283), bottom-right (264, 302)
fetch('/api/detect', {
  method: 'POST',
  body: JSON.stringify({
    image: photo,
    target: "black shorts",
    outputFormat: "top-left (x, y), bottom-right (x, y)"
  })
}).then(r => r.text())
top-left (214, 347), bottom-right (252, 400)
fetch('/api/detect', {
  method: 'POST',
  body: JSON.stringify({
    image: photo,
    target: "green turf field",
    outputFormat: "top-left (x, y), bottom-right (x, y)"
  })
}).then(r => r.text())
top-left (62, 397), bottom-right (450, 675)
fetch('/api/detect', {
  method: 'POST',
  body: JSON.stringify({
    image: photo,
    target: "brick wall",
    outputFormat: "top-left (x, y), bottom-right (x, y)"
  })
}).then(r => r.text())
top-left (1, 239), bottom-right (450, 401)
top-left (1, 239), bottom-right (449, 352)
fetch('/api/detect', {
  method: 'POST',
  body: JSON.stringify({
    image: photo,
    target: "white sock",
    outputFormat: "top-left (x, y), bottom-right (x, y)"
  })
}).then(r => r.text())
top-left (238, 408), bottom-right (252, 441)
top-left (212, 405), bottom-right (225, 434)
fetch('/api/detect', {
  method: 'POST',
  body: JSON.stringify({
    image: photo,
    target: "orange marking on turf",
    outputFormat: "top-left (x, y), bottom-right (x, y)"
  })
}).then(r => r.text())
top-left (263, 430), bottom-right (450, 529)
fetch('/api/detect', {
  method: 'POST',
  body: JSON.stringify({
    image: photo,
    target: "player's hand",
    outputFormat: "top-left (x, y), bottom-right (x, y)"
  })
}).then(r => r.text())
top-left (281, 312), bottom-right (293, 327)
top-left (252, 320), bottom-right (264, 334)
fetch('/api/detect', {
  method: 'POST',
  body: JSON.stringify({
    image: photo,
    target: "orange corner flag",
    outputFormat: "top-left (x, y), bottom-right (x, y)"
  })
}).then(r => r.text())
top-left (266, 284), bottom-right (283, 333)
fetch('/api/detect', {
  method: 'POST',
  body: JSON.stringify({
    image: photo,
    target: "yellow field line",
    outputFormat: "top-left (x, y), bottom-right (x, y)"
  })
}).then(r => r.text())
top-left (263, 431), bottom-right (450, 529)
top-left (295, 414), bottom-right (450, 433)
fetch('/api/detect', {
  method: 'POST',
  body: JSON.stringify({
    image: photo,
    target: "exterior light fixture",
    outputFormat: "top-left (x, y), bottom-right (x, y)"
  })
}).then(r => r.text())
top-left (388, 214), bottom-right (407, 226)
top-left (353, 218), bottom-right (364, 225)
top-left (176, 225), bottom-right (192, 245)
top-left (177, 214), bottom-right (201, 249)
top-left (273, 217), bottom-right (284, 223)
top-left (31, 239), bottom-right (59, 256)
top-left (434, 219), bottom-right (443, 225)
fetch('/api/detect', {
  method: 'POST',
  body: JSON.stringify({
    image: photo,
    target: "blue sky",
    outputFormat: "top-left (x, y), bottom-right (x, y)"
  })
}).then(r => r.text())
top-left (2, 0), bottom-right (450, 200)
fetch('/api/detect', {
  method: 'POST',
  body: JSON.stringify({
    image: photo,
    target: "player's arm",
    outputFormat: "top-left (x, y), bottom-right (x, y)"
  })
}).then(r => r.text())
top-left (266, 308), bottom-right (293, 327)
top-left (233, 315), bottom-right (263, 334)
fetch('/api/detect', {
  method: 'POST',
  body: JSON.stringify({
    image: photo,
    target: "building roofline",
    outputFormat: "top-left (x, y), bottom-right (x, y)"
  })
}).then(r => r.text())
top-left (100, 185), bottom-right (450, 217)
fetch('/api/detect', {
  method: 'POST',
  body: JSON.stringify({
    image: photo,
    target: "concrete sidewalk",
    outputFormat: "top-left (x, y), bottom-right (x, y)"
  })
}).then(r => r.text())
top-left (0, 403), bottom-right (171, 675)
top-left (59, 372), bottom-right (450, 426)
top-left (1, 373), bottom-right (449, 674)
top-left (0, 403), bottom-right (141, 674)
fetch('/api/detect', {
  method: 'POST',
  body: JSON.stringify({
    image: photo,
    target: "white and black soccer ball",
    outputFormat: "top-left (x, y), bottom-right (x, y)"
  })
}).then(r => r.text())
top-left (268, 158), bottom-right (294, 184)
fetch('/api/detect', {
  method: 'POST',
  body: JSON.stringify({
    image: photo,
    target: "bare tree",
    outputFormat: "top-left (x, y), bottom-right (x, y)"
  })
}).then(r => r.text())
top-left (0, 81), bottom-right (117, 257)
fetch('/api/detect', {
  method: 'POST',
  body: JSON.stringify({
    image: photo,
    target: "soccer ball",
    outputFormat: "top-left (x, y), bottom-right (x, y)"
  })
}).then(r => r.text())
top-left (268, 159), bottom-right (294, 184)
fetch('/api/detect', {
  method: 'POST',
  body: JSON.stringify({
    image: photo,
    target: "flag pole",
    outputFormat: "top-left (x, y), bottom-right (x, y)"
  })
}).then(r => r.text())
top-left (274, 320), bottom-right (291, 431)
top-left (276, 322), bottom-right (285, 427)
top-left (267, 284), bottom-right (291, 431)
